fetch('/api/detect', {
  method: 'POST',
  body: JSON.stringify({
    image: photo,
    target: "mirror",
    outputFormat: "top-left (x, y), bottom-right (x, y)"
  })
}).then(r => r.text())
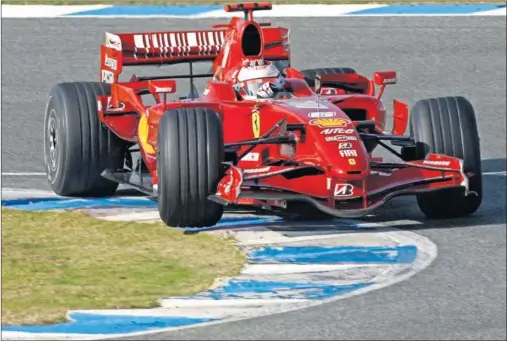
top-left (148, 80), bottom-right (177, 94)
top-left (373, 71), bottom-right (397, 85)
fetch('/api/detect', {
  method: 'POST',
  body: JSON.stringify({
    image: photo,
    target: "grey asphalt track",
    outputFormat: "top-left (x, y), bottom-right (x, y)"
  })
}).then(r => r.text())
top-left (2, 16), bottom-right (506, 340)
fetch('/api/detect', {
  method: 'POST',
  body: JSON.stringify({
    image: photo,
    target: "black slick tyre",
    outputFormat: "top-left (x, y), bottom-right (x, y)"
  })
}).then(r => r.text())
top-left (408, 96), bottom-right (482, 219)
top-left (43, 82), bottom-right (126, 197)
top-left (300, 67), bottom-right (356, 88)
top-left (157, 107), bottom-right (224, 227)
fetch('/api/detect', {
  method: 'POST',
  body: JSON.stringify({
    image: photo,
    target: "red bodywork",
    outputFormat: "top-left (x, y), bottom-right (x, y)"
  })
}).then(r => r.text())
top-left (95, 2), bottom-right (473, 219)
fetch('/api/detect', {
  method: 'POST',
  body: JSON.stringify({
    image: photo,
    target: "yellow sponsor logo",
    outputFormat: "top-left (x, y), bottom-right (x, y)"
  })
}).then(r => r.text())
top-left (348, 158), bottom-right (356, 166)
top-left (252, 109), bottom-right (261, 138)
top-left (310, 118), bottom-right (351, 128)
top-left (138, 115), bottom-right (155, 154)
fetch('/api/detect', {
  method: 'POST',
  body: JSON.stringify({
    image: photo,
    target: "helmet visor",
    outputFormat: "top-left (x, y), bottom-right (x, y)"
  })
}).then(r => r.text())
top-left (239, 77), bottom-right (279, 99)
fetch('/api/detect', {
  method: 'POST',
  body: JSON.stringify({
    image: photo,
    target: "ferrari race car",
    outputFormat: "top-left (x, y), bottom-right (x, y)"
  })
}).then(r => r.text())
top-left (43, 2), bottom-right (483, 227)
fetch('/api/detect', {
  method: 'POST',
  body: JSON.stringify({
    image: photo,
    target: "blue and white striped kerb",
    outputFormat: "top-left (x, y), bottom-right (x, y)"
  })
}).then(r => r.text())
top-left (2, 4), bottom-right (506, 18)
top-left (1, 190), bottom-right (437, 340)
top-left (2, 244), bottom-right (420, 337)
top-left (0, 195), bottom-right (283, 232)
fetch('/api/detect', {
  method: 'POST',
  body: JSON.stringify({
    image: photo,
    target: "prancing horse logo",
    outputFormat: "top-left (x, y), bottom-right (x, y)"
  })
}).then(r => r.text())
top-left (252, 108), bottom-right (261, 138)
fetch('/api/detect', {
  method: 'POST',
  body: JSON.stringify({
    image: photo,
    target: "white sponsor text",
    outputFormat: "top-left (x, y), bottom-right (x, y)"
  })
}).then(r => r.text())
top-left (334, 184), bottom-right (354, 197)
top-left (325, 135), bottom-right (357, 142)
top-left (339, 149), bottom-right (357, 157)
top-left (423, 160), bottom-right (450, 166)
top-left (308, 111), bottom-right (336, 118)
top-left (321, 128), bottom-right (355, 135)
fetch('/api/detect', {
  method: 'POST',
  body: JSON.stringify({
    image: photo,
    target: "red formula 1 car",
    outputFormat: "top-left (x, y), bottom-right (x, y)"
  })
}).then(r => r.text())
top-left (43, 2), bottom-right (482, 227)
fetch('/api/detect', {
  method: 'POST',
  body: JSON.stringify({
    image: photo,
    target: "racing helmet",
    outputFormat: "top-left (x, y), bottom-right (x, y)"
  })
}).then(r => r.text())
top-left (234, 59), bottom-right (285, 100)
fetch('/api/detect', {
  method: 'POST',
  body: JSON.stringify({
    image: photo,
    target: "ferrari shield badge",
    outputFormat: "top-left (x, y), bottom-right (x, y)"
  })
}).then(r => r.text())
top-left (252, 108), bottom-right (261, 138)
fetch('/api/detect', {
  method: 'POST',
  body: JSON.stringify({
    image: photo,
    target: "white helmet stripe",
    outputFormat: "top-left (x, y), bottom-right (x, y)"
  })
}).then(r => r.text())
top-left (237, 63), bottom-right (280, 82)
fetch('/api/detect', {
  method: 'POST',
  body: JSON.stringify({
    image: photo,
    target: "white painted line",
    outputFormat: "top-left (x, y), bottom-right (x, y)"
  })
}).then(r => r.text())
top-left (470, 7), bottom-right (507, 16)
top-left (355, 219), bottom-right (423, 228)
top-left (100, 211), bottom-right (160, 221)
top-left (238, 220), bottom-right (422, 246)
top-left (74, 306), bottom-right (262, 318)
top-left (232, 228), bottom-right (290, 244)
top-left (1, 5), bottom-right (111, 18)
top-left (1, 188), bottom-right (59, 200)
top-left (2, 188), bottom-right (53, 193)
top-left (483, 171), bottom-right (507, 176)
top-left (194, 4), bottom-right (387, 18)
top-left (158, 298), bottom-right (308, 308)
top-left (241, 263), bottom-right (385, 275)
top-left (0, 332), bottom-right (98, 340)
top-left (238, 232), bottom-right (365, 246)
top-left (2, 172), bottom-right (46, 176)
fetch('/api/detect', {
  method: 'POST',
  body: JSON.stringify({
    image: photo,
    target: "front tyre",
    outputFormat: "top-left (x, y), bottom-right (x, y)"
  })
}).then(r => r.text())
top-left (408, 96), bottom-right (482, 219)
top-left (157, 107), bottom-right (224, 227)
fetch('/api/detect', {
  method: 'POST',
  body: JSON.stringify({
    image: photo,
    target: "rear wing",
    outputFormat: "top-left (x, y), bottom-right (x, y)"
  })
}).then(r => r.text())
top-left (100, 26), bottom-right (290, 84)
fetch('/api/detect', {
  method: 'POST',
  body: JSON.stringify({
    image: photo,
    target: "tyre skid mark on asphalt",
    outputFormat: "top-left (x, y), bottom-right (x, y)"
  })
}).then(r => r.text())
top-left (1, 189), bottom-right (437, 340)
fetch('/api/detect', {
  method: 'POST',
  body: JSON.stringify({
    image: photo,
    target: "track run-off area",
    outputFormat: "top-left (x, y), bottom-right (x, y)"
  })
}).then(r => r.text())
top-left (1, 5), bottom-right (506, 341)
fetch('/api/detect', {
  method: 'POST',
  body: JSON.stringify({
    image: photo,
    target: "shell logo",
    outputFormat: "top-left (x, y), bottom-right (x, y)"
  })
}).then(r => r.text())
top-left (310, 118), bottom-right (351, 128)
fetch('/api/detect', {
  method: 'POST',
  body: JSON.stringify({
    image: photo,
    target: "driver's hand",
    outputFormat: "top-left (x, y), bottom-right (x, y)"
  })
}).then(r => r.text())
top-left (256, 82), bottom-right (276, 99)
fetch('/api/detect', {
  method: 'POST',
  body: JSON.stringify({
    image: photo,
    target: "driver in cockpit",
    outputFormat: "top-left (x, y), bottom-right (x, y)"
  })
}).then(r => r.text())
top-left (233, 59), bottom-right (288, 100)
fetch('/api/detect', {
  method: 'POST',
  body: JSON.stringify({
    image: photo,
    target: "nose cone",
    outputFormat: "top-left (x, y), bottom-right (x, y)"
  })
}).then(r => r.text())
top-left (271, 100), bottom-right (371, 178)
top-left (308, 119), bottom-right (370, 178)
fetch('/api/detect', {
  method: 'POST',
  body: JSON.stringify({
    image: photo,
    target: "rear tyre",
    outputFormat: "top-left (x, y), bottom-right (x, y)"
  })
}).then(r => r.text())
top-left (157, 107), bottom-right (225, 227)
top-left (43, 82), bottom-right (126, 197)
top-left (408, 96), bottom-right (482, 219)
top-left (300, 67), bottom-right (356, 88)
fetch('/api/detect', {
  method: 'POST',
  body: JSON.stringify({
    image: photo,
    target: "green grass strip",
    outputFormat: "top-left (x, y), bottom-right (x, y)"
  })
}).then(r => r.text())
top-left (1, 208), bottom-right (245, 326)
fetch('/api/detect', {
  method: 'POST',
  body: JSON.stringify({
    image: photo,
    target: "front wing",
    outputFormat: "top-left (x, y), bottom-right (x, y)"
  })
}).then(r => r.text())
top-left (210, 153), bottom-right (477, 218)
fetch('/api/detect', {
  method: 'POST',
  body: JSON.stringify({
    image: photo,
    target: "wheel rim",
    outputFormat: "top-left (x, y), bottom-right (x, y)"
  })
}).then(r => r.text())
top-left (44, 108), bottom-right (61, 183)
top-left (48, 112), bottom-right (58, 170)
